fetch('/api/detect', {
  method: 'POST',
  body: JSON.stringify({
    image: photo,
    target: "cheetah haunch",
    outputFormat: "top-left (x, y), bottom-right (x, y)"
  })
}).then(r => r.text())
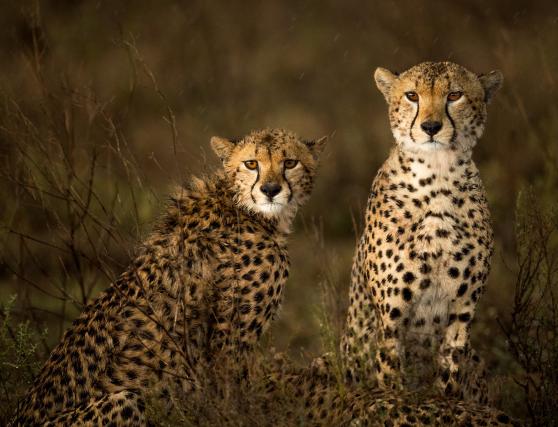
top-left (268, 353), bottom-right (519, 426)
top-left (342, 62), bottom-right (503, 404)
top-left (11, 128), bottom-right (326, 426)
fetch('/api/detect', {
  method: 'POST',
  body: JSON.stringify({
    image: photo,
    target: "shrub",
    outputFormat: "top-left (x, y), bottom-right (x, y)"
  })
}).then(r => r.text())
top-left (501, 189), bottom-right (558, 426)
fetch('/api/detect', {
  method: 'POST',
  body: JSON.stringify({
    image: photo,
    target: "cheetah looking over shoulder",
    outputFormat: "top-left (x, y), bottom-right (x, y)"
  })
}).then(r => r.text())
top-left (12, 128), bottom-right (326, 426)
top-left (342, 61), bottom-right (503, 403)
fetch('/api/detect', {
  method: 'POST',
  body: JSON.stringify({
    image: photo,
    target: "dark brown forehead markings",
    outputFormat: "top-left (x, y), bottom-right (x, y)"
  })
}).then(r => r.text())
top-left (414, 62), bottom-right (454, 89)
top-left (240, 128), bottom-right (300, 153)
top-left (249, 139), bottom-right (282, 155)
top-left (254, 133), bottom-right (283, 149)
top-left (445, 76), bottom-right (451, 91)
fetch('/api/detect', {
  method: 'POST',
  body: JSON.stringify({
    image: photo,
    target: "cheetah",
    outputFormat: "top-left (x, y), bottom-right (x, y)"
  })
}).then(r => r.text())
top-left (11, 128), bottom-right (327, 426)
top-left (342, 61), bottom-right (503, 404)
top-left (265, 352), bottom-right (519, 426)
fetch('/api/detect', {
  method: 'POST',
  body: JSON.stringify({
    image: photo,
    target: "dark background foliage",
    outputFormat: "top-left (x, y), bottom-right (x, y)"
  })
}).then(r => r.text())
top-left (1, 0), bottom-right (557, 423)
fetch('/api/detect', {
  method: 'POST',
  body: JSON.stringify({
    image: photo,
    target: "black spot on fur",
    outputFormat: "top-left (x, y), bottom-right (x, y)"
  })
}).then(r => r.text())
top-left (419, 279), bottom-right (431, 289)
top-left (402, 288), bottom-right (413, 301)
top-left (448, 267), bottom-right (459, 278)
top-left (458, 312), bottom-right (471, 322)
top-left (402, 272), bottom-right (415, 284)
top-left (419, 263), bottom-right (431, 274)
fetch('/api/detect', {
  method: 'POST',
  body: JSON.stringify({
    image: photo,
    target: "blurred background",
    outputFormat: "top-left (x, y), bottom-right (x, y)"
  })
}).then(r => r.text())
top-left (1, 0), bottom-right (558, 421)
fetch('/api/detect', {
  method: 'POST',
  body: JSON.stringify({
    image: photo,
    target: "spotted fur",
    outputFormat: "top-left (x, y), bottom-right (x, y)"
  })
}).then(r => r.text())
top-left (266, 353), bottom-right (519, 426)
top-left (342, 62), bottom-right (503, 404)
top-left (11, 128), bottom-right (326, 426)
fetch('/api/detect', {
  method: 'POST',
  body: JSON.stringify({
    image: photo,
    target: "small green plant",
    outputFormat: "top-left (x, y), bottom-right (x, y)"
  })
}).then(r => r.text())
top-left (0, 295), bottom-right (47, 424)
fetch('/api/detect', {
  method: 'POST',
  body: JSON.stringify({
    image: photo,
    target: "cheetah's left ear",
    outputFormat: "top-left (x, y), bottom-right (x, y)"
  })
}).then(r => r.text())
top-left (210, 136), bottom-right (236, 161)
top-left (478, 70), bottom-right (503, 104)
top-left (303, 136), bottom-right (328, 160)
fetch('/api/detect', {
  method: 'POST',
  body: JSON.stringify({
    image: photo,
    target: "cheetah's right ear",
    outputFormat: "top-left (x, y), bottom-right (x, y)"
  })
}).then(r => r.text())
top-left (210, 136), bottom-right (236, 161)
top-left (303, 135), bottom-right (328, 160)
top-left (374, 67), bottom-right (398, 102)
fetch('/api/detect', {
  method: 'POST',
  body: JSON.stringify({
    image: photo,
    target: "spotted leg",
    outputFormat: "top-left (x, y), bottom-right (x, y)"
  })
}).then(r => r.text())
top-left (41, 391), bottom-right (148, 427)
top-left (437, 313), bottom-right (488, 404)
top-left (373, 316), bottom-right (405, 392)
top-left (342, 260), bottom-right (383, 387)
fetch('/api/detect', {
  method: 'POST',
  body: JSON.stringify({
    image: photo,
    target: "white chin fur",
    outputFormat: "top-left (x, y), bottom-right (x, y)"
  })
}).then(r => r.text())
top-left (400, 139), bottom-right (452, 153)
top-left (255, 202), bottom-right (286, 216)
top-left (417, 141), bottom-right (450, 151)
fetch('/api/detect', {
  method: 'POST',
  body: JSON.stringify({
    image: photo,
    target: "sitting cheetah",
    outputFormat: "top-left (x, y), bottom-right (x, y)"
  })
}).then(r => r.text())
top-left (342, 61), bottom-right (503, 403)
top-left (11, 128), bottom-right (327, 426)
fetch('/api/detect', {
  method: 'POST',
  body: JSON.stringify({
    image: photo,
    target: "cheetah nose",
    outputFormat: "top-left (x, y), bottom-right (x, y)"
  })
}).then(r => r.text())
top-left (420, 120), bottom-right (443, 136)
top-left (260, 182), bottom-right (282, 198)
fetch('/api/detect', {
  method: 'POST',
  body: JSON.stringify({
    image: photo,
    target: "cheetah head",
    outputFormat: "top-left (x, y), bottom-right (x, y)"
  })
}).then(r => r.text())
top-left (374, 61), bottom-right (503, 153)
top-left (211, 128), bottom-right (326, 225)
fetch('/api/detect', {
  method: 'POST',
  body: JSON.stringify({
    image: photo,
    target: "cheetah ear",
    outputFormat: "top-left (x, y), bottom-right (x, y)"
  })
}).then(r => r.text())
top-left (210, 136), bottom-right (236, 161)
top-left (374, 67), bottom-right (398, 102)
top-left (303, 135), bottom-right (328, 160)
top-left (478, 70), bottom-right (503, 104)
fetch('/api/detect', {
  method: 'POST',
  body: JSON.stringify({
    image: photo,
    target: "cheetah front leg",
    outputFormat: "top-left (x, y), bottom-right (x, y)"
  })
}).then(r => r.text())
top-left (342, 257), bottom-right (380, 386)
top-left (373, 315), bottom-right (405, 392)
top-left (437, 314), bottom-right (488, 404)
top-left (341, 302), bottom-right (379, 386)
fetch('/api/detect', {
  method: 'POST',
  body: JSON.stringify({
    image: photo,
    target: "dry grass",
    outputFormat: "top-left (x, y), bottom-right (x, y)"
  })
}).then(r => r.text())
top-left (1, 0), bottom-right (558, 424)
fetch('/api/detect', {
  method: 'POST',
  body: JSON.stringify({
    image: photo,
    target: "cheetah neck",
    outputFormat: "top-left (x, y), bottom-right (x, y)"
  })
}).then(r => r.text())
top-left (273, 206), bottom-right (297, 235)
top-left (247, 202), bottom-right (295, 236)
top-left (188, 172), bottom-right (290, 236)
top-left (388, 146), bottom-right (476, 189)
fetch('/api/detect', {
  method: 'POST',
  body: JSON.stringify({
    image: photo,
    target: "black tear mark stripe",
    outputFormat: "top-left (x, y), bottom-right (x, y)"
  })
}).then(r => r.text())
top-left (443, 76), bottom-right (457, 143)
top-left (282, 167), bottom-right (293, 202)
top-left (250, 145), bottom-right (261, 204)
top-left (250, 169), bottom-right (259, 204)
top-left (445, 103), bottom-right (457, 143)
top-left (409, 98), bottom-right (419, 143)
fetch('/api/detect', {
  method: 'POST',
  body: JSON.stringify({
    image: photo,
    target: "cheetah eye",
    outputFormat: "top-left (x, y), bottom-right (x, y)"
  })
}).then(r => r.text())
top-left (405, 91), bottom-right (419, 102)
top-left (284, 159), bottom-right (298, 169)
top-left (244, 160), bottom-right (258, 170)
top-left (447, 91), bottom-right (463, 102)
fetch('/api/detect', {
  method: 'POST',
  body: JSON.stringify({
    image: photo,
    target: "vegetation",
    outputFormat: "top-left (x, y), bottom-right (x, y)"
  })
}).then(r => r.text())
top-left (1, 0), bottom-right (558, 424)
top-left (500, 191), bottom-right (558, 425)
